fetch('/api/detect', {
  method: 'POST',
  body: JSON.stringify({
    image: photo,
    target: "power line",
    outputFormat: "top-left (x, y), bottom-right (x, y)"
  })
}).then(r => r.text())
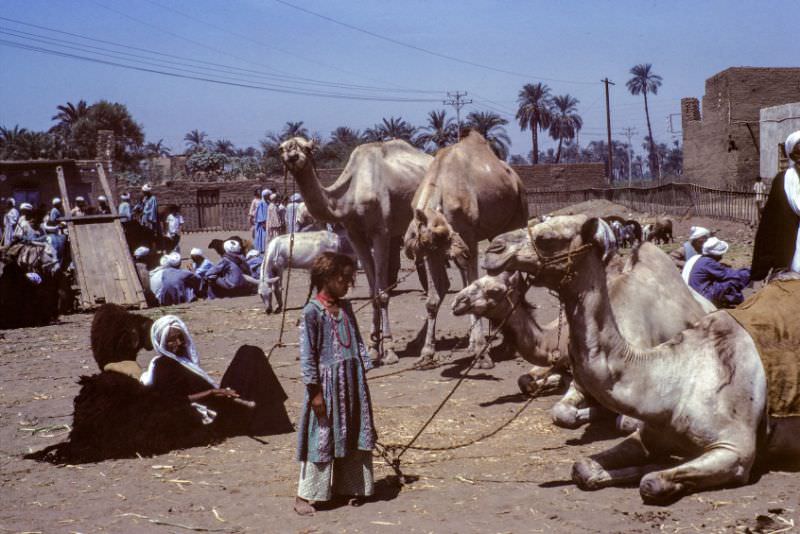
top-left (272, 0), bottom-right (598, 86)
top-left (0, 39), bottom-right (442, 102)
top-left (443, 91), bottom-right (473, 141)
top-left (0, 16), bottom-right (443, 95)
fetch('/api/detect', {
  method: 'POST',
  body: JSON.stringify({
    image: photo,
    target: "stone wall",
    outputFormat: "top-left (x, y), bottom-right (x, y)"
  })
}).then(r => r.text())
top-left (760, 102), bottom-right (800, 179)
top-left (681, 67), bottom-right (800, 188)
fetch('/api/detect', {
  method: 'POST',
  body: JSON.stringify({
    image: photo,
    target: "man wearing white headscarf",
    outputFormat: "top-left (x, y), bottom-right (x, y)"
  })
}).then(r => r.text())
top-left (2, 198), bottom-right (19, 246)
top-left (266, 192), bottom-right (283, 242)
top-left (97, 195), bottom-right (112, 215)
top-left (71, 196), bottom-right (87, 217)
top-left (285, 193), bottom-right (303, 234)
top-left (158, 252), bottom-right (201, 306)
top-left (118, 192), bottom-right (132, 222)
top-left (683, 237), bottom-right (750, 307)
top-left (13, 203), bottom-right (37, 242)
top-left (205, 239), bottom-right (257, 298)
top-left (670, 225), bottom-right (711, 269)
top-left (141, 315), bottom-right (291, 433)
top-left (751, 130), bottom-right (800, 280)
top-left (149, 255), bottom-right (170, 304)
top-left (141, 184), bottom-right (160, 237)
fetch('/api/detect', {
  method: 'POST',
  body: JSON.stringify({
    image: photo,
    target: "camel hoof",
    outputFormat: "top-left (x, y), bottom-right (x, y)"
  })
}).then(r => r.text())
top-left (571, 459), bottom-right (606, 491)
top-left (616, 415), bottom-right (644, 434)
top-left (639, 473), bottom-right (685, 505)
top-left (474, 355), bottom-right (494, 369)
top-left (413, 354), bottom-right (438, 370)
top-left (381, 350), bottom-right (399, 366)
top-left (517, 374), bottom-right (538, 396)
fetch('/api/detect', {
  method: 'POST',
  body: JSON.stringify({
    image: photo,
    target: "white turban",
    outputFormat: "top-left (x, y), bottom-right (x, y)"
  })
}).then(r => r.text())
top-left (52, 197), bottom-right (61, 205)
top-left (20, 202), bottom-right (33, 211)
top-left (140, 315), bottom-right (217, 387)
top-left (75, 196), bottom-right (85, 202)
top-left (261, 188), bottom-right (271, 198)
top-left (688, 226), bottom-right (710, 241)
top-left (133, 246), bottom-right (150, 259)
top-left (159, 255), bottom-right (169, 267)
top-left (246, 249), bottom-right (259, 259)
top-left (142, 183), bottom-right (152, 192)
top-left (269, 193), bottom-right (277, 201)
top-left (98, 195), bottom-right (107, 202)
top-left (166, 251), bottom-right (182, 268)
top-left (120, 192), bottom-right (130, 200)
top-left (190, 247), bottom-right (204, 257)
top-left (702, 237), bottom-right (729, 257)
top-left (26, 272), bottom-right (42, 285)
top-left (785, 131), bottom-right (800, 163)
top-left (7, 198), bottom-right (14, 206)
top-left (223, 239), bottom-right (241, 254)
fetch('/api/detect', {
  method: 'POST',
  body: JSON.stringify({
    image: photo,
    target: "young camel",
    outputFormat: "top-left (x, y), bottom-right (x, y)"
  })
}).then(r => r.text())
top-left (279, 137), bottom-right (432, 365)
top-left (403, 130), bottom-right (528, 369)
top-left (484, 214), bottom-right (800, 504)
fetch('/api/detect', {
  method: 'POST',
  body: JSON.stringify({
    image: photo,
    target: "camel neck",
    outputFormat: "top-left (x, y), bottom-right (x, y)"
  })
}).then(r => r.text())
top-left (290, 162), bottom-right (343, 222)
top-left (499, 298), bottom-right (552, 368)
top-left (559, 254), bottom-right (656, 417)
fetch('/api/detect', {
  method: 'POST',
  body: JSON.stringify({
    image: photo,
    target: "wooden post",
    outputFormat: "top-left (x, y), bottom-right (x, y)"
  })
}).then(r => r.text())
top-left (55, 166), bottom-right (72, 215)
top-left (95, 162), bottom-right (118, 216)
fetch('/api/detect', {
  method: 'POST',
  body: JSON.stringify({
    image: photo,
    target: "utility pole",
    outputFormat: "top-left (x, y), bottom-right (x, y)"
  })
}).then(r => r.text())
top-left (602, 78), bottom-right (615, 182)
top-left (621, 127), bottom-right (638, 186)
top-left (444, 91), bottom-right (472, 141)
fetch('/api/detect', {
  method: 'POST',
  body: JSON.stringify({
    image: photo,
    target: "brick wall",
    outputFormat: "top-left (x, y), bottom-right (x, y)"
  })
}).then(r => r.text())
top-left (511, 163), bottom-right (606, 190)
top-left (681, 67), bottom-right (800, 188)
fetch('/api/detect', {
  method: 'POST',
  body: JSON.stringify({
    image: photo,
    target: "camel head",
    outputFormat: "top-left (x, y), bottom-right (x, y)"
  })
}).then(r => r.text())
top-left (279, 137), bottom-right (316, 172)
top-left (403, 208), bottom-right (470, 269)
top-left (451, 270), bottom-right (523, 317)
top-left (483, 215), bottom-right (617, 289)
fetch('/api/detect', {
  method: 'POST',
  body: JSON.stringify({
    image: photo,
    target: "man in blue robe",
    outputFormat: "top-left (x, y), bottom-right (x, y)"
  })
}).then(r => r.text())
top-left (206, 240), bottom-right (257, 299)
top-left (158, 252), bottom-right (200, 306)
top-left (684, 237), bottom-right (750, 307)
top-left (284, 193), bottom-right (302, 234)
top-left (253, 189), bottom-right (270, 253)
top-left (246, 249), bottom-right (263, 275)
top-left (3, 198), bottom-right (19, 246)
top-left (118, 193), bottom-right (132, 222)
top-left (141, 184), bottom-right (159, 236)
top-left (189, 247), bottom-right (214, 299)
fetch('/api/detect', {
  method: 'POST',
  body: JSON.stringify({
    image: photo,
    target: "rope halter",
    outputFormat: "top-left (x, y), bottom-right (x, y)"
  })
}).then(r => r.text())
top-left (526, 221), bottom-right (594, 287)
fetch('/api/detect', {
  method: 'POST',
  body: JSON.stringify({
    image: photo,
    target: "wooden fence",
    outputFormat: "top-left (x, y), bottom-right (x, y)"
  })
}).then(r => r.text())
top-left (168, 182), bottom-right (759, 233)
top-left (526, 182), bottom-right (760, 224)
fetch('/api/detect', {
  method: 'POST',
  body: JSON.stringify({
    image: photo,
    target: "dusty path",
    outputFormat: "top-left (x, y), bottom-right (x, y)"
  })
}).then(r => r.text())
top-left (1, 224), bottom-right (797, 533)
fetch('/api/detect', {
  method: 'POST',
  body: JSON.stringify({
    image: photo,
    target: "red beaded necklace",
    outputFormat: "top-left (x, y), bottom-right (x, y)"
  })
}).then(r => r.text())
top-left (315, 292), bottom-right (352, 348)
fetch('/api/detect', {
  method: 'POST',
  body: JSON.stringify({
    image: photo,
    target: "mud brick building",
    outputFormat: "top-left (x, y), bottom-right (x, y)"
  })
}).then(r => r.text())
top-left (681, 67), bottom-right (800, 188)
top-left (760, 102), bottom-right (800, 179)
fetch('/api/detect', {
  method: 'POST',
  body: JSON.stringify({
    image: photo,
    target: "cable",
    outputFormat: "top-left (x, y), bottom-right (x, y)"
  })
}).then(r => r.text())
top-left (0, 39), bottom-right (441, 102)
top-left (272, 0), bottom-right (598, 85)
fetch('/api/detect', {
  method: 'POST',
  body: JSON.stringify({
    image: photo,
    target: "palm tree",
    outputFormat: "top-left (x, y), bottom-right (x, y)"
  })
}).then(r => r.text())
top-left (144, 139), bottom-right (171, 158)
top-left (281, 121), bottom-right (309, 140)
top-left (516, 83), bottom-right (553, 164)
top-left (213, 139), bottom-right (236, 156)
top-left (378, 116), bottom-right (418, 143)
top-left (184, 129), bottom-right (209, 153)
top-left (548, 94), bottom-right (583, 163)
top-left (465, 111), bottom-right (512, 160)
top-left (417, 110), bottom-right (456, 152)
top-left (50, 100), bottom-right (89, 133)
top-left (626, 63), bottom-right (663, 178)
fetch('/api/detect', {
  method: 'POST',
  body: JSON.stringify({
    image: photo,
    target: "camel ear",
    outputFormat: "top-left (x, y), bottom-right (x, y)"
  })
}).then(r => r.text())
top-left (447, 231), bottom-right (471, 269)
top-left (581, 218), bottom-right (617, 263)
top-left (299, 137), bottom-right (317, 152)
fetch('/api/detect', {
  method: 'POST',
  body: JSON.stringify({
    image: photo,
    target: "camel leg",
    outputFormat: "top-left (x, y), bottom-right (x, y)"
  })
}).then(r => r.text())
top-left (347, 233), bottom-right (381, 360)
top-left (638, 436), bottom-right (755, 505)
top-left (517, 366), bottom-right (564, 396)
top-left (273, 277), bottom-right (283, 314)
top-left (551, 382), bottom-right (615, 429)
top-left (572, 432), bottom-right (668, 491)
top-left (372, 236), bottom-right (398, 365)
top-left (464, 244), bottom-right (491, 369)
top-left (416, 254), bottom-right (449, 367)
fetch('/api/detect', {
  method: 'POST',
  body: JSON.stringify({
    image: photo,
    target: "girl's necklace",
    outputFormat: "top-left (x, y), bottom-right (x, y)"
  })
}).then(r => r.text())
top-left (316, 293), bottom-right (352, 348)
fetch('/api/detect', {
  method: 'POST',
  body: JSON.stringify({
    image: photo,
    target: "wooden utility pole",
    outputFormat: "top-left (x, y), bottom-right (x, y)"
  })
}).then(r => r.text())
top-left (444, 91), bottom-right (472, 141)
top-left (603, 78), bottom-right (615, 182)
top-left (621, 127), bottom-right (638, 186)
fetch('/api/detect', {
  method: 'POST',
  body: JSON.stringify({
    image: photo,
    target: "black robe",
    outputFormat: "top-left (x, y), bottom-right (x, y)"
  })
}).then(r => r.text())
top-left (751, 170), bottom-right (800, 281)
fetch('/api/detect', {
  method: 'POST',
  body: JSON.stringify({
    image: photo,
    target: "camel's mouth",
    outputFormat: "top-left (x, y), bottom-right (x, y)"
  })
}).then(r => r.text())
top-left (451, 294), bottom-right (477, 316)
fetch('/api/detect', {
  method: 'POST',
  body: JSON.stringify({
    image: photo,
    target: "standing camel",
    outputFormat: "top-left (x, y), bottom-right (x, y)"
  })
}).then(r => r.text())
top-left (484, 214), bottom-right (800, 504)
top-left (403, 130), bottom-right (528, 369)
top-left (279, 137), bottom-right (432, 365)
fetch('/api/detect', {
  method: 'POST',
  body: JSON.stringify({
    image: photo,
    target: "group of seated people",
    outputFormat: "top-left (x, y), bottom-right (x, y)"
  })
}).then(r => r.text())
top-left (673, 225), bottom-right (751, 308)
top-left (134, 238), bottom-right (263, 307)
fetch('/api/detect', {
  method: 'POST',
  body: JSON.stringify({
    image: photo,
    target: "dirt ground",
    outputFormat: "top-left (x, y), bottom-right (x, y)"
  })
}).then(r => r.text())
top-left (1, 215), bottom-right (798, 534)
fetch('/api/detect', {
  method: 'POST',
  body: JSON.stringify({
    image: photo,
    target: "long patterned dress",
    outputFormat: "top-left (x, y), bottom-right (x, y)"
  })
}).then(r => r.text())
top-left (296, 298), bottom-right (375, 464)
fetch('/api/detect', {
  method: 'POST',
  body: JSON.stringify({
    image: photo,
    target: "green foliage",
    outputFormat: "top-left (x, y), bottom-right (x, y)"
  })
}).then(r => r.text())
top-left (516, 83), bottom-right (554, 164)
top-left (68, 100), bottom-right (145, 168)
top-left (185, 151), bottom-right (228, 174)
top-left (465, 111), bottom-right (511, 160)
top-left (117, 170), bottom-right (146, 187)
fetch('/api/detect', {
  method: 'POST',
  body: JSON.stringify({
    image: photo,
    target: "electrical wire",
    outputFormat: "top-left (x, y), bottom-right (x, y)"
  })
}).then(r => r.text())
top-left (273, 0), bottom-right (599, 86)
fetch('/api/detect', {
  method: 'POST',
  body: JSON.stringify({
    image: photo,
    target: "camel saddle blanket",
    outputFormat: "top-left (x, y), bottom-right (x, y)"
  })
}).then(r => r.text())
top-left (728, 280), bottom-right (800, 418)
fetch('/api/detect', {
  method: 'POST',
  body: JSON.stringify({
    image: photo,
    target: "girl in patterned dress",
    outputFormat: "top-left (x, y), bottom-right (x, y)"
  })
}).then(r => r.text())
top-left (294, 252), bottom-right (376, 516)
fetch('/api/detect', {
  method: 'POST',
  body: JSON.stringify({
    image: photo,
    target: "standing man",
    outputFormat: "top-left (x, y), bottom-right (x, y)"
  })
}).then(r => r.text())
top-left (751, 130), bottom-right (800, 280)
top-left (253, 189), bottom-right (270, 253)
top-left (13, 203), bottom-right (37, 242)
top-left (118, 192), bottom-right (132, 222)
top-left (49, 197), bottom-right (63, 224)
top-left (752, 176), bottom-right (767, 226)
top-left (2, 198), bottom-right (19, 246)
top-left (141, 184), bottom-right (160, 249)
top-left (165, 206), bottom-right (184, 253)
top-left (285, 193), bottom-right (303, 234)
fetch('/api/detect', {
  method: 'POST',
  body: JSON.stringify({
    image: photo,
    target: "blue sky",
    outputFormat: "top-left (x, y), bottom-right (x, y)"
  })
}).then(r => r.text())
top-left (0, 0), bottom-right (796, 158)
